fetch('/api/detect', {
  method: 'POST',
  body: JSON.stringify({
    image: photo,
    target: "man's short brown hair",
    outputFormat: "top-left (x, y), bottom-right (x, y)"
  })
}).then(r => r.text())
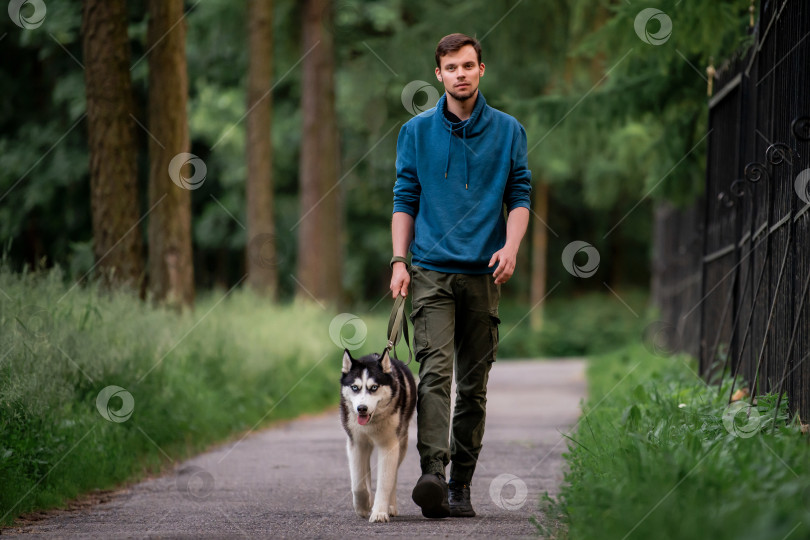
top-left (435, 33), bottom-right (482, 68)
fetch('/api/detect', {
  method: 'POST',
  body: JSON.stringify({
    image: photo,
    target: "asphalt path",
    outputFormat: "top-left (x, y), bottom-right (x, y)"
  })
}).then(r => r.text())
top-left (4, 358), bottom-right (587, 539)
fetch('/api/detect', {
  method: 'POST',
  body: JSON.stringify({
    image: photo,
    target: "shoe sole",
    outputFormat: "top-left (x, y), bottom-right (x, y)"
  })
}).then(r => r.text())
top-left (449, 508), bottom-right (476, 517)
top-left (412, 478), bottom-right (450, 518)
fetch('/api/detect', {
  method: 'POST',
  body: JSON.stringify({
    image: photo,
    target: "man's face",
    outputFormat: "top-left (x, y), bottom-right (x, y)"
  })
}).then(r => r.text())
top-left (435, 44), bottom-right (485, 102)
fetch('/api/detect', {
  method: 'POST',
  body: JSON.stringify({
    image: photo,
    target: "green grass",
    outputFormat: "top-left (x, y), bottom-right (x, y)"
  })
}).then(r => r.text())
top-left (537, 343), bottom-right (810, 539)
top-left (498, 289), bottom-right (648, 358)
top-left (0, 266), bottom-right (396, 526)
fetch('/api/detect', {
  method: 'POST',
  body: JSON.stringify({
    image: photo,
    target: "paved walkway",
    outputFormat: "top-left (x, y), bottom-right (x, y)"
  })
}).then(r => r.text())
top-left (5, 359), bottom-right (587, 539)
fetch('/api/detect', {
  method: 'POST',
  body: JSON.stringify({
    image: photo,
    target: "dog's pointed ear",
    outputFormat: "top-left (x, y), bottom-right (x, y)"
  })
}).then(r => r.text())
top-left (380, 349), bottom-right (392, 373)
top-left (342, 349), bottom-right (353, 374)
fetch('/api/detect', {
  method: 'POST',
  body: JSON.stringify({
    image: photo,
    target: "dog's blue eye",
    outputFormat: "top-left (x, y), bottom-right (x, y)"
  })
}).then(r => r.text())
top-left (351, 385), bottom-right (359, 392)
top-left (370, 385), bottom-right (378, 392)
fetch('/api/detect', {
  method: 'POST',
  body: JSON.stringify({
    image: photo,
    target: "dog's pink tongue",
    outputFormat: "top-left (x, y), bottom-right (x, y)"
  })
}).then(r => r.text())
top-left (358, 415), bottom-right (370, 426)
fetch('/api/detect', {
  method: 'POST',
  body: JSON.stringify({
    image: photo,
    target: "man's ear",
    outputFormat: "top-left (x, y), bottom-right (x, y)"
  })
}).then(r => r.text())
top-left (435, 66), bottom-right (442, 81)
top-left (380, 349), bottom-right (392, 374)
top-left (342, 349), bottom-right (353, 374)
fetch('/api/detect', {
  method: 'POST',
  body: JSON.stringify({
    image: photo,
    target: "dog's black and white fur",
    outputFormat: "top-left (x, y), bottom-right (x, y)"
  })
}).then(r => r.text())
top-left (340, 348), bottom-right (416, 522)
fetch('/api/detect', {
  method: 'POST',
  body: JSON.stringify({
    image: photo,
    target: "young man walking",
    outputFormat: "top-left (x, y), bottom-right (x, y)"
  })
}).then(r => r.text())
top-left (389, 33), bottom-right (531, 518)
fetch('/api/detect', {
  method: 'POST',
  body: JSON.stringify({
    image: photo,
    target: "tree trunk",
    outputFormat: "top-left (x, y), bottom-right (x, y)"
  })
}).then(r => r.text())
top-left (296, 0), bottom-right (341, 304)
top-left (146, 0), bottom-right (194, 308)
top-left (82, 0), bottom-right (144, 291)
top-left (246, 0), bottom-right (277, 298)
top-left (530, 181), bottom-right (549, 331)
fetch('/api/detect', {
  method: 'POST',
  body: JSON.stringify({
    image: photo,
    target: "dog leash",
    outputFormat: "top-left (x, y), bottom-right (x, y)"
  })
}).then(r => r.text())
top-left (384, 294), bottom-right (412, 365)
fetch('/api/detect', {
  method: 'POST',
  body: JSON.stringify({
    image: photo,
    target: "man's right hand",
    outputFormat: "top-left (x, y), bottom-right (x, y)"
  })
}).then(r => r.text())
top-left (390, 263), bottom-right (410, 298)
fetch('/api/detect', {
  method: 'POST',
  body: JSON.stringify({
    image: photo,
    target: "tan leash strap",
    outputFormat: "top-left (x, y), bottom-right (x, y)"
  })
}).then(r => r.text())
top-left (385, 294), bottom-right (412, 365)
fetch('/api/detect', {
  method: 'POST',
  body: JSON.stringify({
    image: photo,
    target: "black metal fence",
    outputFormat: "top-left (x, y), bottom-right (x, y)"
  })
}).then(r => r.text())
top-left (655, 0), bottom-right (810, 423)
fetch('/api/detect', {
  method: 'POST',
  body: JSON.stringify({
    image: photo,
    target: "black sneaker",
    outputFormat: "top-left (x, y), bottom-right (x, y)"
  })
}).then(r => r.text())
top-left (448, 480), bottom-right (476, 517)
top-left (412, 473), bottom-right (450, 518)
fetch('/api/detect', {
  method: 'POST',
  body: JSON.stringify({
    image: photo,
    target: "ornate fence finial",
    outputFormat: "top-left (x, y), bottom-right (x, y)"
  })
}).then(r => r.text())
top-left (706, 58), bottom-right (716, 97)
top-left (765, 142), bottom-right (796, 166)
top-left (744, 162), bottom-right (768, 183)
top-left (750, 0), bottom-right (755, 28)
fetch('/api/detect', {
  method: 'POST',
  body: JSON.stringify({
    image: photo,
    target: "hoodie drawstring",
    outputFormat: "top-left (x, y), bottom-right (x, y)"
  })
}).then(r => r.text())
top-left (444, 128), bottom-right (452, 180)
top-left (444, 122), bottom-right (469, 190)
top-left (463, 125), bottom-right (468, 189)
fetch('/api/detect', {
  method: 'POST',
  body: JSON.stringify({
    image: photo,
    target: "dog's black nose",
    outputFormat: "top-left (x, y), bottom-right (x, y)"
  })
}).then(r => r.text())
top-left (357, 405), bottom-right (368, 414)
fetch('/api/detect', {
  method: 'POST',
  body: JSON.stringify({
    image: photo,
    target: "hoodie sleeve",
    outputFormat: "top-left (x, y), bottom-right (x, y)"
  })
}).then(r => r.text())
top-left (393, 123), bottom-right (420, 217)
top-left (504, 123), bottom-right (532, 212)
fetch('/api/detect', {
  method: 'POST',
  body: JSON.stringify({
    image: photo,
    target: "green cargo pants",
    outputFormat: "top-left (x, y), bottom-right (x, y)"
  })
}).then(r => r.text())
top-left (408, 265), bottom-right (501, 485)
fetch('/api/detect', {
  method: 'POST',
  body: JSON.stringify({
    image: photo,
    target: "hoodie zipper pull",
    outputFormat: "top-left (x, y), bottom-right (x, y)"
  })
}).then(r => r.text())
top-left (465, 183), bottom-right (468, 189)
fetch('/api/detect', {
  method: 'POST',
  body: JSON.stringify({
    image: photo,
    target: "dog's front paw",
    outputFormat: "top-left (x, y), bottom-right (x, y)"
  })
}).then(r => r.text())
top-left (354, 505), bottom-right (371, 519)
top-left (388, 503), bottom-right (398, 516)
top-left (368, 508), bottom-right (390, 523)
top-left (353, 491), bottom-right (371, 518)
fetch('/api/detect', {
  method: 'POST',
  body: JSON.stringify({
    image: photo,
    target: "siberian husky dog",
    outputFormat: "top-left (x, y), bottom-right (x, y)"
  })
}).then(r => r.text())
top-left (341, 348), bottom-right (416, 523)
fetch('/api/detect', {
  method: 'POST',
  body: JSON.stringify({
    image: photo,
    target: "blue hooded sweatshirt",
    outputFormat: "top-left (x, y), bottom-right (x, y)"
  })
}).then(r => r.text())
top-left (393, 91), bottom-right (532, 274)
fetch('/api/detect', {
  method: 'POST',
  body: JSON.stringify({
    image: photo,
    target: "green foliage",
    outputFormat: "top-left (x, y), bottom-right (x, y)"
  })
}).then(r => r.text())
top-left (498, 289), bottom-right (649, 358)
top-left (563, 0), bottom-right (751, 206)
top-left (537, 344), bottom-right (810, 539)
top-left (0, 0), bottom-right (88, 270)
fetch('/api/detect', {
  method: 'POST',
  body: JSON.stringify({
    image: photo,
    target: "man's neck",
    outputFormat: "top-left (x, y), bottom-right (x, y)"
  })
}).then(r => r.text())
top-left (445, 89), bottom-right (478, 121)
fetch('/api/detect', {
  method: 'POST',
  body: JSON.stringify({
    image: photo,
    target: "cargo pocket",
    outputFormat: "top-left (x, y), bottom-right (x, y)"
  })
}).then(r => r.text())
top-left (409, 303), bottom-right (429, 361)
top-left (488, 311), bottom-right (501, 362)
